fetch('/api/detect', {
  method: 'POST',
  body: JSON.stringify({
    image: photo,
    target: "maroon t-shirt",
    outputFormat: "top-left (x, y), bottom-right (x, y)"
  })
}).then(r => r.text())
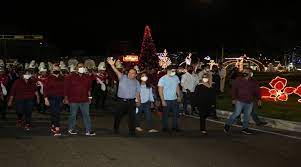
top-left (64, 74), bottom-right (92, 103)
top-left (9, 79), bottom-right (37, 100)
top-left (232, 77), bottom-right (260, 103)
top-left (44, 75), bottom-right (65, 97)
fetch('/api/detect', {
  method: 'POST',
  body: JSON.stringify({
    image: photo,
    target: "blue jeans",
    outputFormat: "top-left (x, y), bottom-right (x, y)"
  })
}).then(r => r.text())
top-left (68, 103), bottom-right (92, 132)
top-left (162, 100), bottom-right (179, 129)
top-left (226, 101), bottom-right (253, 129)
top-left (16, 99), bottom-right (35, 124)
top-left (136, 102), bottom-right (153, 129)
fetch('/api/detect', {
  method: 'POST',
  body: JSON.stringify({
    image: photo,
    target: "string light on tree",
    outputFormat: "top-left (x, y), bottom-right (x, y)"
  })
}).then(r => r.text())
top-left (158, 49), bottom-right (172, 69)
top-left (140, 25), bottom-right (158, 68)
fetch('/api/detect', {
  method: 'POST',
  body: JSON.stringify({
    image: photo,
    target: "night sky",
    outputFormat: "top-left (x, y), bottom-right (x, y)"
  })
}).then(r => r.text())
top-left (1, 0), bottom-right (301, 55)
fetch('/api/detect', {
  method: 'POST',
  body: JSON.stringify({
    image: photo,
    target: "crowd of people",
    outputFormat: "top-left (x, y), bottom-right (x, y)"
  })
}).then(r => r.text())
top-left (0, 57), bottom-right (267, 137)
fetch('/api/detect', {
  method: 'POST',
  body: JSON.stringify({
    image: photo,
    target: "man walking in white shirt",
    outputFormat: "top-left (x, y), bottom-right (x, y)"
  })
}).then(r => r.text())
top-left (219, 63), bottom-right (227, 93)
top-left (181, 66), bottom-right (198, 115)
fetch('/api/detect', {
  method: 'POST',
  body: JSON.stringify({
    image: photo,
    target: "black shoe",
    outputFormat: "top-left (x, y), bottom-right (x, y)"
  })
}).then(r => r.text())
top-left (241, 128), bottom-right (253, 135)
top-left (162, 128), bottom-right (169, 132)
top-left (172, 128), bottom-right (182, 132)
top-left (256, 121), bottom-right (268, 126)
top-left (224, 124), bottom-right (230, 133)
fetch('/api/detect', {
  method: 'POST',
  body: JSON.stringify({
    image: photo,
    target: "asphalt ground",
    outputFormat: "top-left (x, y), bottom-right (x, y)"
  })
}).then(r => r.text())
top-left (0, 105), bottom-right (301, 167)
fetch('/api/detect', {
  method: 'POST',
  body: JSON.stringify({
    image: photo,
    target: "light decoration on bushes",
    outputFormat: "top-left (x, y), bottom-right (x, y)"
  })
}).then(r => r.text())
top-left (158, 49), bottom-right (172, 69)
top-left (260, 76), bottom-right (297, 102)
top-left (294, 84), bottom-right (301, 103)
top-left (179, 53), bottom-right (192, 66)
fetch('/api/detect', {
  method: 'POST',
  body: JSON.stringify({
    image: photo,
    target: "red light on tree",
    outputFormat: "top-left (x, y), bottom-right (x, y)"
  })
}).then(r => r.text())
top-left (140, 25), bottom-right (158, 68)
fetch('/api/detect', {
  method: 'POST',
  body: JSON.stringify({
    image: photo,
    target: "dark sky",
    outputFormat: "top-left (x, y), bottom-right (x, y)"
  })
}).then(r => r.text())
top-left (1, 0), bottom-right (301, 55)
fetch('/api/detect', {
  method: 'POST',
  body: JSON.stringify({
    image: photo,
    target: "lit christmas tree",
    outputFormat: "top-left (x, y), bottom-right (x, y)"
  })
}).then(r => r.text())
top-left (140, 25), bottom-right (158, 68)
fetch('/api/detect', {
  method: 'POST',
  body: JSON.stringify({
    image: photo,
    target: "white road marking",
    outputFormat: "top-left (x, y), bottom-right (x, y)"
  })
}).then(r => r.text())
top-left (187, 115), bottom-right (301, 140)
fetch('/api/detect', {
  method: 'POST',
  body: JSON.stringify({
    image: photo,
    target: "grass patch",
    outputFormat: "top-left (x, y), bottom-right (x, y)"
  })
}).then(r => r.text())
top-left (217, 72), bottom-right (301, 122)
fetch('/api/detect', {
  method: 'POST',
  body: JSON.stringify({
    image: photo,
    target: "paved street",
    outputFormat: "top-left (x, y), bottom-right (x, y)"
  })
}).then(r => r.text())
top-left (0, 108), bottom-right (301, 167)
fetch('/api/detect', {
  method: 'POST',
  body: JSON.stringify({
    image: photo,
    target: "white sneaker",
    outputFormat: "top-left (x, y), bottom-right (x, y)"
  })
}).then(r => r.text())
top-left (148, 129), bottom-right (159, 133)
top-left (85, 131), bottom-right (96, 136)
top-left (135, 127), bottom-right (143, 132)
top-left (68, 129), bottom-right (78, 135)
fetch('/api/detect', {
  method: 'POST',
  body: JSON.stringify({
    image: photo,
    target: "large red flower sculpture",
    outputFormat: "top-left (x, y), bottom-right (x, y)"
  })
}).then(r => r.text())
top-left (260, 76), bottom-right (296, 101)
top-left (294, 84), bottom-right (301, 103)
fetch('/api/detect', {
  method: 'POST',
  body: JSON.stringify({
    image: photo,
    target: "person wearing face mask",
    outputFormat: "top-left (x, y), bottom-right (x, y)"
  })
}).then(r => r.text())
top-left (218, 63), bottom-right (227, 93)
top-left (158, 65), bottom-right (182, 132)
top-left (180, 66), bottom-right (198, 115)
top-left (44, 65), bottom-right (65, 136)
top-left (7, 70), bottom-right (40, 131)
top-left (107, 58), bottom-right (141, 137)
top-left (64, 63), bottom-right (96, 136)
top-left (197, 64), bottom-right (212, 86)
top-left (224, 68), bottom-right (261, 135)
top-left (93, 62), bottom-right (109, 111)
top-left (36, 65), bottom-right (48, 114)
top-left (236, 70), bottom-right (267, 126)
top-left (191, 74), bottom-right (216, 134)
top-left (135, 73), bottom-right (158, 133)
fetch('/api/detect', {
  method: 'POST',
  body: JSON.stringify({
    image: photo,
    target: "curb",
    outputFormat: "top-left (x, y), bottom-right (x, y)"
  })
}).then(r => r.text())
top-left (216, 109), bottom-right (301, 133)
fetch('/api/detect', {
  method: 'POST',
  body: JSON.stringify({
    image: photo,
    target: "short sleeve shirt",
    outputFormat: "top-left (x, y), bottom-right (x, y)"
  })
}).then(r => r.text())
top-left (158, 75), bottom-right (180, 100)
top-left (117, 75), bottom-right (140, 99)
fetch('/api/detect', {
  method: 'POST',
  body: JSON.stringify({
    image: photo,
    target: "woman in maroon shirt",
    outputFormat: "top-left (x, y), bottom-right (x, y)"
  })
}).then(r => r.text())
top-left (8, 70), bottom-right (40, 131)
top-left (44, 65), bottom-right (65, 136)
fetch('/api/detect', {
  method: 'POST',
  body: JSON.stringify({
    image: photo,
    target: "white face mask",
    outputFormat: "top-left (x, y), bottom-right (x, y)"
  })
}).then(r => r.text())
top-left (141, 76), bottom-right (148, 81)
top-left (205, 69), bottom-right (210, 72)
top-left (23, 74), bottom-right (32, 80)
top-left (202, 78), bottom-right (209, 83)
top-left (78, 67), bottom-right (86, 74)
top-left (169, 71), bottom-right (176, 76)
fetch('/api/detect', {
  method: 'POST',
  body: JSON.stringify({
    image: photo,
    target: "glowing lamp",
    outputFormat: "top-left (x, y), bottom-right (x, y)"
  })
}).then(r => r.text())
top-left (123, 55), bottom-right (139, 62)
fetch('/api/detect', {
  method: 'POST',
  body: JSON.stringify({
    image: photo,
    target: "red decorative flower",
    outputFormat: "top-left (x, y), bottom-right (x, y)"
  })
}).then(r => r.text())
top-left (294, 84), bottom-right (301, 103)
top-left (260, 76), bottom-right (296, 102)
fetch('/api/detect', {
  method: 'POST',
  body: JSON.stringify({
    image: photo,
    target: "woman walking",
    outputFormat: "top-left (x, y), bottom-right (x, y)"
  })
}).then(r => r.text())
top-left (135, 73), bottom-right (158, 133)
top-left (8, 70), bottom-right (40, 131)
top-left (191, 73), bottom-right (216, 134)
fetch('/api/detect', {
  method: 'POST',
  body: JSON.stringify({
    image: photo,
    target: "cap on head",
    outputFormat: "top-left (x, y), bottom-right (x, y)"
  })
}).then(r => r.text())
top-left (98, 62), bottom-right (106, 71)
top-left (0, 66), bottom-right (5, 72)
